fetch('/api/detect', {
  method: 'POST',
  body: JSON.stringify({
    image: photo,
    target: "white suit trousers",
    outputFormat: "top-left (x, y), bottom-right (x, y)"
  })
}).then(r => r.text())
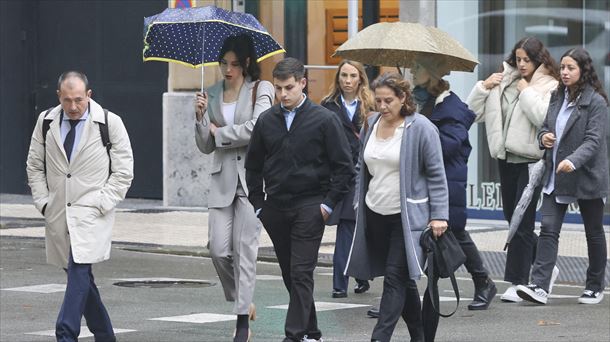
top-left (208, 184), bottom-right (261, 314)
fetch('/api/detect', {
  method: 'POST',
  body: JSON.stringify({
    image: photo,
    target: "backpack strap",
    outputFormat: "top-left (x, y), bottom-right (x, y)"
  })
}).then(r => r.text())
top-left (42, 107), bottom-right (54, 145)
top-left (41, 108), bottom-right (55, 176)
top-left (99, 108), bottom-right (112, 174)
top-left (99, 109), bottom-right (111, 153)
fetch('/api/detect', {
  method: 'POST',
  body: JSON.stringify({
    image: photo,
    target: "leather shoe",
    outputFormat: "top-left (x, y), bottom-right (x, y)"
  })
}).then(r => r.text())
top-left (366, 307), bottom-right (379, 318)
top-left (468, 277), bottom-right (497, 310)
top-left (332, 289), bottom-right (347, 298)
top-left (354, 281), bottom-right (370, 294)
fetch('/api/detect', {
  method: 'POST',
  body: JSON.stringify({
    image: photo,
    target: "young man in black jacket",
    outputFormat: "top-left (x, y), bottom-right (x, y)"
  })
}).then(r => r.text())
top-left (245, 57), bottom-right (353, 342)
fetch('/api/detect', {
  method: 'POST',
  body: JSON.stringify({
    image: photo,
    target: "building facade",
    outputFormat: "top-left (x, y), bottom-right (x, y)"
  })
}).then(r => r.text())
top-left (2, 0), bottom-right (608, 223)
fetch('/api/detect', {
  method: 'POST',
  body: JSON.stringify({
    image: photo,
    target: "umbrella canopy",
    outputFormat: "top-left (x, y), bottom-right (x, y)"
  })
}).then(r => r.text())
top-left (505, 159), bottom-right (546, 250)
top-left (333, 22), bottom-right (478, 72)
top-left (143, 6), bottom-right (284, 68)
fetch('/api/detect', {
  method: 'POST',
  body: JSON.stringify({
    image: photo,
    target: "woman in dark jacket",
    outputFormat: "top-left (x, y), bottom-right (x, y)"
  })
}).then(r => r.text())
top-left (321, 60), bottom-right (375, 298)
top-left (411, 56), bottom-right (497, 310)
top-left (517, 47), bottom-right (609, 305)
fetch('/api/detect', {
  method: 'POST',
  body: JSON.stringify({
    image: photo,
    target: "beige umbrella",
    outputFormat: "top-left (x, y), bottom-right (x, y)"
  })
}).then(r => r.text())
top-left (333, 21), bottom-right (478, 72)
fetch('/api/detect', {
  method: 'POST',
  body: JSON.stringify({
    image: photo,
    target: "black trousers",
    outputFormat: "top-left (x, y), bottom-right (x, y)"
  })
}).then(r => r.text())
top-left (452, 229), bottom-right (488, 280)
top-left (333, 219), bottom-right (368, 292)
top-left (260, 202), bottom-right (325, 342)
top-left (531, 195), bottom-right (607, 292)
top-left (366, 207), bottom-right (437, 342)
top-left (498, 159), bottom-right (540, 285)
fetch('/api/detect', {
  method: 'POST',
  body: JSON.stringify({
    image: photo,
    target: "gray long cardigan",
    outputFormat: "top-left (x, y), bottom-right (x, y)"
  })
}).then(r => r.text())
top-left (345, 113), bottom-right (449, 281)
top-left (538, 84), bottom-right (609, 199)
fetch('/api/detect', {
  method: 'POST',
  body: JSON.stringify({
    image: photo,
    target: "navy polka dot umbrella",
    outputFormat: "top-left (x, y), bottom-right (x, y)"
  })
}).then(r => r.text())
top-left (143, 6), bottom-right (284, 90)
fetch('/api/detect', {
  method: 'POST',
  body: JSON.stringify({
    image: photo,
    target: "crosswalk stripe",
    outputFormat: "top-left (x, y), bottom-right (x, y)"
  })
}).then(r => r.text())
top-left (149, 313), bottom-right (236, 323)
top-left (26, 327), bottom-right (135, 337)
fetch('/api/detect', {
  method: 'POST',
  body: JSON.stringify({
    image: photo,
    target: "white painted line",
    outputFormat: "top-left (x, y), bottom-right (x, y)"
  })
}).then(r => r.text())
top-left (548, 294), bottom-right (579, 299)
top-left (256, 274), bottom-right (283, 280)
top-left (316, 272), bottom-right (333, 276)
top-left (435, 296), bottom-right (472, 302)
top-left (149, 313), bottom-right (235, 324)
top-left (26, 327), bottom-right (135, 337)
top-left (111, 277), bottom-right (206, 282)
top-left (268, 301), bottom-right (369, 311)
top-left (2, 283), bottom-right (66, 293)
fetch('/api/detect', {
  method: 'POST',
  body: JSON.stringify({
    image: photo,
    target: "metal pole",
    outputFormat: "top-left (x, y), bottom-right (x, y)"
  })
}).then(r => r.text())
top-left (200, 25), bottom-right (205, 93)
top-left (347, 0), bottom-right (358, 38)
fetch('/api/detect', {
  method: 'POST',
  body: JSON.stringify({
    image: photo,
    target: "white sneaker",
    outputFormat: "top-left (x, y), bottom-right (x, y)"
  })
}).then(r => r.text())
top-left (548, 266), bottom-right (560, 294)
top-left (501, 285), bottom-right (523, 302)
top-left (578, 290), bottom-right (604, 304)
top-left (516, 284), bottom-right (548, 304)
top-left (301, 336), bottom-right (323, 342)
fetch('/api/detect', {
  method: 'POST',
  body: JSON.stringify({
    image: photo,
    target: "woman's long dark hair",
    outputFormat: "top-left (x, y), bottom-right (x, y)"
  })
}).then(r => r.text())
top-left (558, 47), bottom-right (609, 105)
top-left (218, 34), bottom-right (261, 80)
top-left (506, 37), bottom-right (559, 80)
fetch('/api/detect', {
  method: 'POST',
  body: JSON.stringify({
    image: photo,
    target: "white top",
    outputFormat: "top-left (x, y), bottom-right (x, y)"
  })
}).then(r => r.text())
top-left (222, 101), bottom-right (237, 125)
top-left (364, 119), bottom-right (405, 215)
top-left (341, 94), bottom-right (358, 121)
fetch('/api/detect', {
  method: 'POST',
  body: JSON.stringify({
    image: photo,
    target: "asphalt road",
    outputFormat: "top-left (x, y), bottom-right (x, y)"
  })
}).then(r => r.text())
top-left (1, 237), bottom-right (609, 342)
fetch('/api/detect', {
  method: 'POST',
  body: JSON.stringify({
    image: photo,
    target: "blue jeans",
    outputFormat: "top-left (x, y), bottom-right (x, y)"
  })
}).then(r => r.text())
top-left (56, 252), bottom-right (115, 342)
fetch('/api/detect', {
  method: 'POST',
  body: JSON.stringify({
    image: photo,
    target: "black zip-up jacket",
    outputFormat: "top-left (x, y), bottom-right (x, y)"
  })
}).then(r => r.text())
top-left (245, 97), bottom-right (354, 211)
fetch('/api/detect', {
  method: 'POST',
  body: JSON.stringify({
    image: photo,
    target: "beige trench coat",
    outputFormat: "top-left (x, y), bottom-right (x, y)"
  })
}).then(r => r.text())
top-left (26, 99), bottom-right (134, 268)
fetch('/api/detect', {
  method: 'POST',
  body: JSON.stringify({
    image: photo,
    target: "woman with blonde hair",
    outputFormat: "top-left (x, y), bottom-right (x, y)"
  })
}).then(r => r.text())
top-left (321, 60), bottom-right (375, 298)
top-left (466, 37), bottom-right (560, 303)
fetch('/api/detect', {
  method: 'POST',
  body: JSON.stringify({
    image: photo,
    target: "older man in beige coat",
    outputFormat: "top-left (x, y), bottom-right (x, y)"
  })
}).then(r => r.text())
top-left (26, 71), bottom-right (133, 342)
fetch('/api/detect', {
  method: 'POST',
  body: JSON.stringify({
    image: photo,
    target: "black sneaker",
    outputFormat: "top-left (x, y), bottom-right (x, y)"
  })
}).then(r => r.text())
top-left (578, 290), bottom-right (604, 304)
top-left (516, 284), bottom-right (548, 304)
top-left (332, 289), bottom-right (347, 298)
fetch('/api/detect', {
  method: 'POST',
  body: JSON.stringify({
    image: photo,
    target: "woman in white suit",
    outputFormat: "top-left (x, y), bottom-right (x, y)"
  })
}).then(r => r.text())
top-left (194, 34), bottom-right (274, 342)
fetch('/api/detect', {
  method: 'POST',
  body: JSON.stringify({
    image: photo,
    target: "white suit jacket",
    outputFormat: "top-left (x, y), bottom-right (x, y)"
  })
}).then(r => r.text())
top-left (195, 78), bottom-right (274, 208)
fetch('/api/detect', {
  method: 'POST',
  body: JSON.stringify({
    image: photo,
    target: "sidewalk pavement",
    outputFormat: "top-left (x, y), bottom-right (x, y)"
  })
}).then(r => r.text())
top-left (1, 193), bottom-right (609, 286)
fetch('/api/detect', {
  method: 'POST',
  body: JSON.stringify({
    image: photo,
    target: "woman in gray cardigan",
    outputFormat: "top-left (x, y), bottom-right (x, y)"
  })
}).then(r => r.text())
top-left (516, 48), bottom-right (609, 305)
top-left (346, 72), bottom-right (449, 342)
top-left (194, 35), bottom-right (274, 341)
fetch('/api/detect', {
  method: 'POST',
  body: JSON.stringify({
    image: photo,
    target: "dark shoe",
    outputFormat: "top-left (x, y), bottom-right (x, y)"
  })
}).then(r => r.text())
top-left (332, 289), bottom-right (347, 298)
top-left (468, 277), bottom-right (497, 310)
top-left (578, 289), bottom-right (604, 304)
top-left (366, 307), bottom-right (379, 318)
top-left (516, 284), bottom-right (548, 305)
top-left (354, 281), bottom-right (370, 294)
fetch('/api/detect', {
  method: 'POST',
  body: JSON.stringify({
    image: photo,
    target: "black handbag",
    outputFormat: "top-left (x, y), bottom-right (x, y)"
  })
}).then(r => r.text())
top-left (420, 227), bottom-right (466, 317)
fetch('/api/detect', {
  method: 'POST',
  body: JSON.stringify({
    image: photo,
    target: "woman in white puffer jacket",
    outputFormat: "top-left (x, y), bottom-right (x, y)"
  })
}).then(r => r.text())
top-left (466, 37), bottom-right (559, 303)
